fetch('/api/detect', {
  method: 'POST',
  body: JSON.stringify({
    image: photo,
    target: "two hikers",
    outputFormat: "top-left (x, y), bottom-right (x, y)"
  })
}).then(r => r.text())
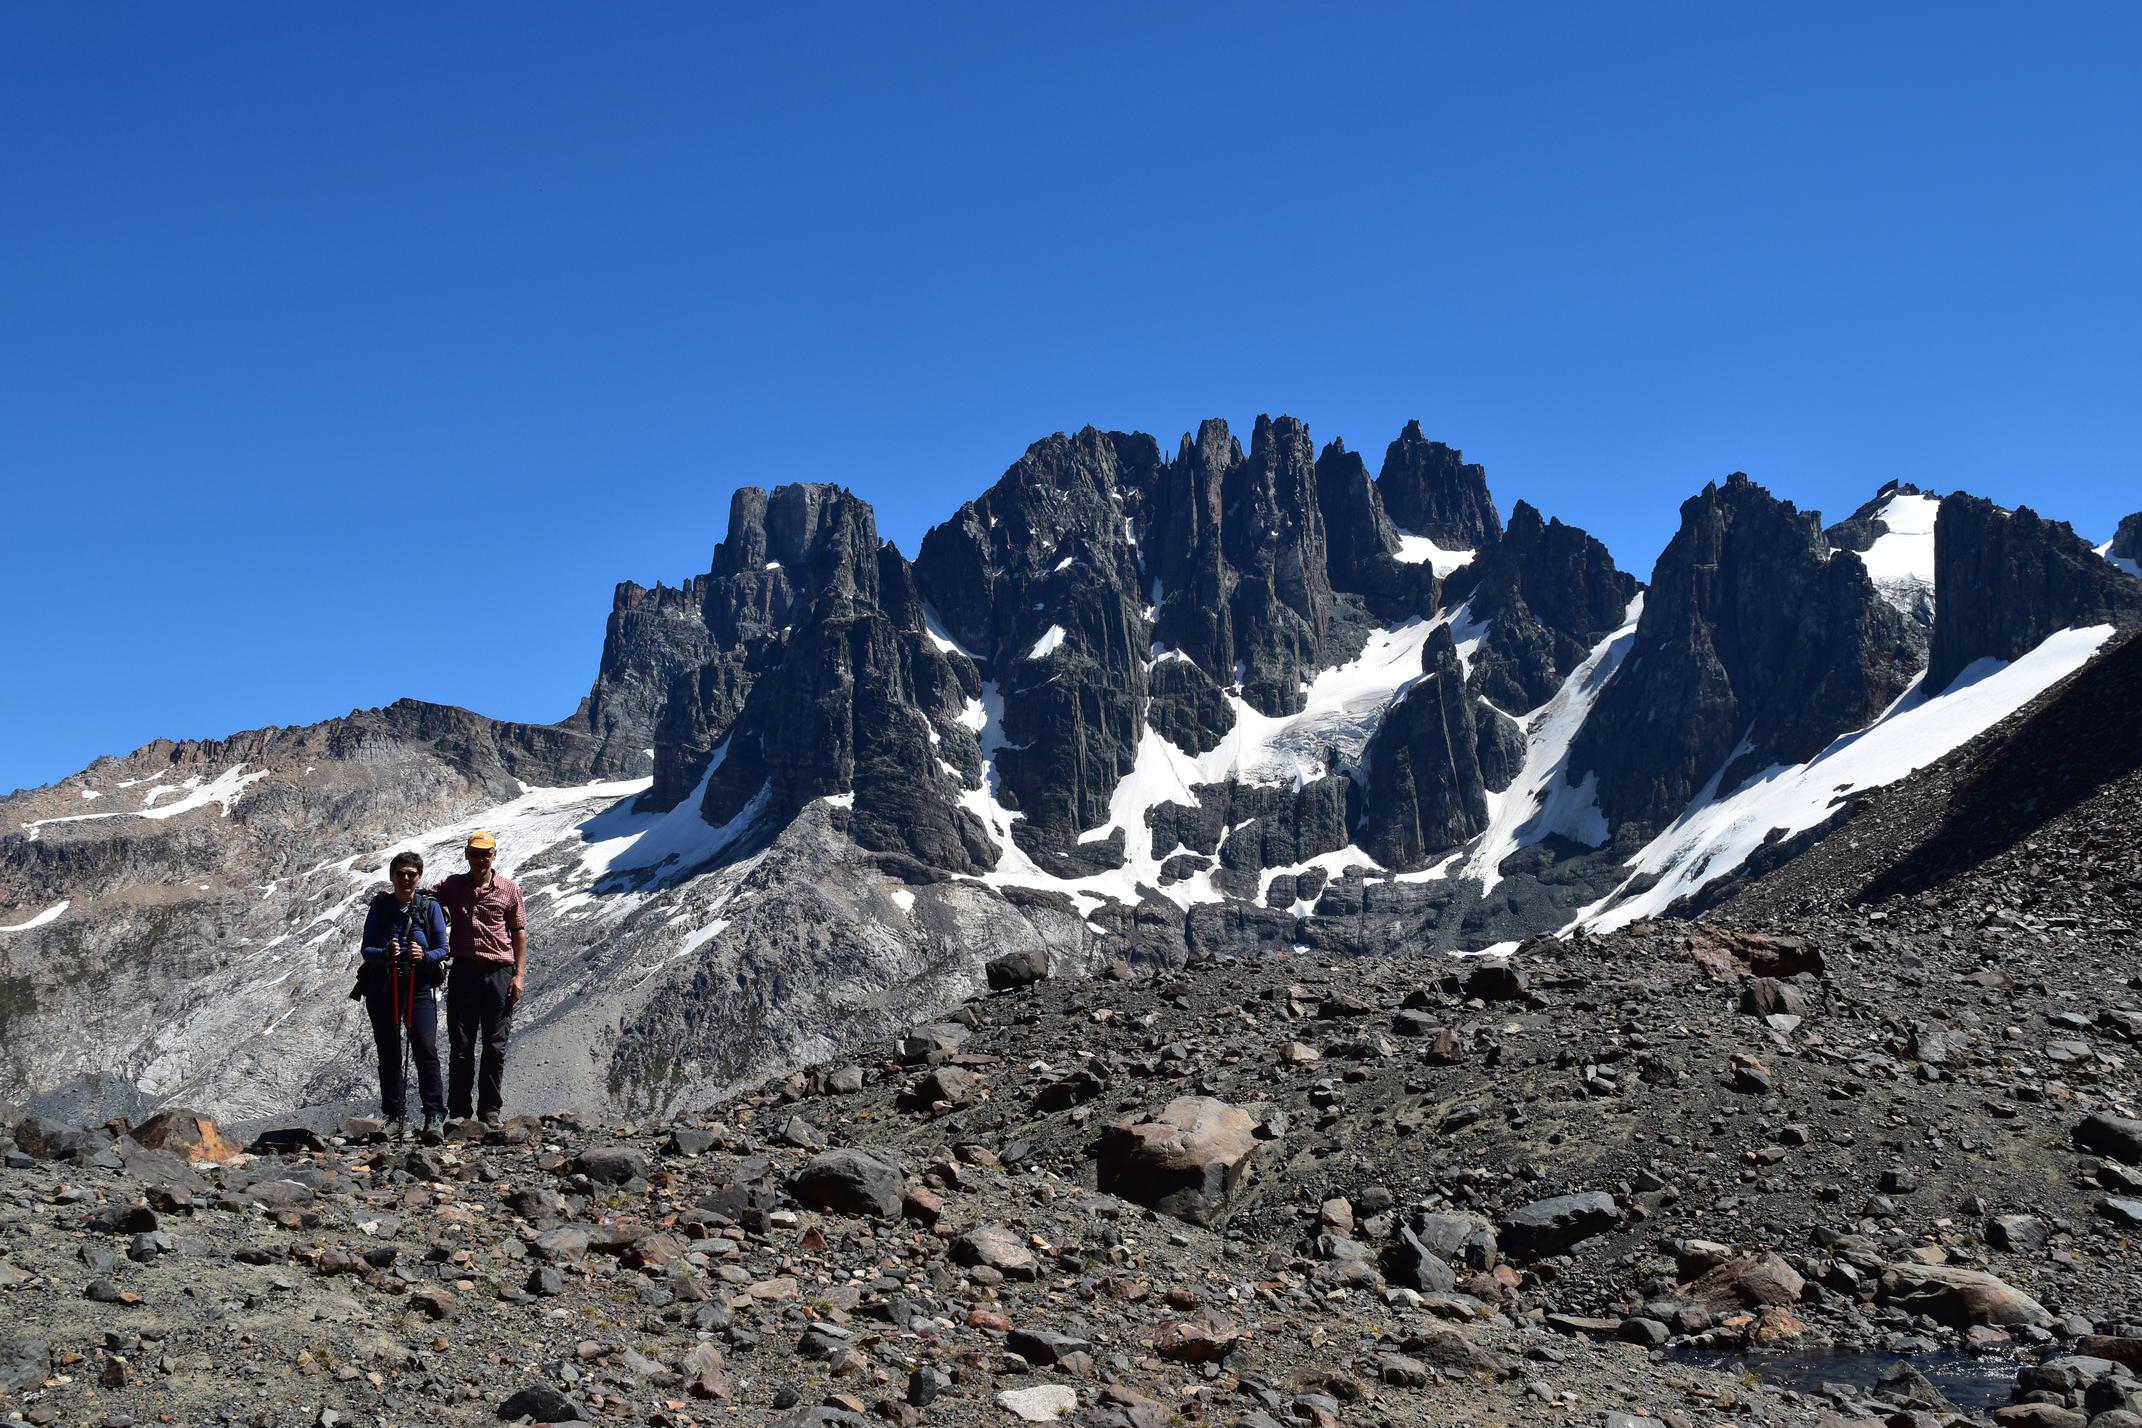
top-left (362, 831), bottom-right (529, 1134)
top-left (357, 850), bottom-right (450, 1138)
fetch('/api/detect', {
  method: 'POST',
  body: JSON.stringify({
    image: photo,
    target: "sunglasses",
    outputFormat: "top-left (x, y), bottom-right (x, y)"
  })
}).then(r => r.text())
top-left (392, 869), bottom-right (421, 880)
top-left (466, 848), bottom-right (495, 858)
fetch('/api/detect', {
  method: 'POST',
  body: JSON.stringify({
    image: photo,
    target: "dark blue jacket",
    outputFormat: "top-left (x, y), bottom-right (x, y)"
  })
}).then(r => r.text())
top-left (360, 891), bottom-right (450, 961)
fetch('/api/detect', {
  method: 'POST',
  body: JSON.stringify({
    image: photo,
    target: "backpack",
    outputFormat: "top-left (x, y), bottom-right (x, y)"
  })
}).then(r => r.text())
top-left (346, 890), bottom-right (448, 1000)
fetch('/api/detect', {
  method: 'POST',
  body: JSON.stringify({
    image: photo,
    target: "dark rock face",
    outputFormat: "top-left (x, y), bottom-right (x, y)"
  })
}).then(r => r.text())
top-left (1926, 495), bottom-right (2142, 693)
top-left (572, 578), bottom-right (717, 766)
top-left (576, 482), bottom-right (994, 875)
top-left (789, 1147), bottom-right (905, 1218)
top-left (2111, 511), bottom-right (2142, 567)
top-left (1374, 420), bottom-right (1502, 550)
top-left (914, 427), bottom-right (1161, 869)
top-left (1313, 440), bottom-right (1440, 619)
top-left (1358, 628), bottom-right (1493, 870)
top-left (1446, 500), bottom-right (1639, 712)
top-left (1572, 474), bottom-right (1922, 830)
top-left (1148, 417), bottom-right (1349, 717)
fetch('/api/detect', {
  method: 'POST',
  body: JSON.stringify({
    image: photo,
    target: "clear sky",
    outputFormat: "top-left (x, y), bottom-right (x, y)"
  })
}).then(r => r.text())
top-left (3, 5), bottom-right (2137, 795)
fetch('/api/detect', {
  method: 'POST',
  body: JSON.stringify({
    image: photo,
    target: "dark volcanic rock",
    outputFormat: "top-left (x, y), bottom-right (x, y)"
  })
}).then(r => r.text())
top-left (1374, 420), bottom-right (1502, 550)
top-left (1147, 416), bottom-right (1347, 718)
top-left (1446, 500), bottom-right (1639, 712)
top-left (1358, 627), bottom-right (1494, 869)
top-left (1572, 473), bottom-right (1922, 830)
top-left (1313, 438), bottom-right (1440, 619)
top-left (2110, 511), bottom-right (2142, 569)
top-left (1926, 494), bottom-right (2142, 692)
top-left (1498, 1191), bottom-right (1619, 1261)
top-left (2075, 1113), bottom-right (2142, 1166)
top-left (789, 1148), bottom-right (904, 1218)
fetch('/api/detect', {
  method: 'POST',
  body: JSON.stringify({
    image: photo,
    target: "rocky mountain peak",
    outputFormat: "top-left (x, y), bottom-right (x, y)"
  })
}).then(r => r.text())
top-left (1927, 495), bottom-right (2142, 692)
top-left (1374, 420), bottom-right (1503, 550)
top-left (2111, 510), bottom-right (2142, 570)
top-left (1572, 472), bottom-right (1921, 830)
top-left (1447, 498), bottom-right (1638, 713)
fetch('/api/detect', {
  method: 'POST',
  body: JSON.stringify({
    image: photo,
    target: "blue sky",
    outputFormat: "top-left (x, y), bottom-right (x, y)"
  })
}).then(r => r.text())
top-left (3, 5), bottom-right (2137, 795)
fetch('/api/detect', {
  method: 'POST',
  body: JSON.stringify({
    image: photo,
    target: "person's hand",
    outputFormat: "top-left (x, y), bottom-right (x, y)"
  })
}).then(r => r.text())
top-left (508, 974), bottom-right (524, 1007)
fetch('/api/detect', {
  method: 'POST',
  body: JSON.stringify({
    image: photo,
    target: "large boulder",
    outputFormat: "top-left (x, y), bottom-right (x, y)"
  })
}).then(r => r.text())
top-left (1, 1336), bottom-right (51, 1393)
top-left (2075, 1113), bottom-right (2142, 1166)
top-left (985, 948), bottom-right (1049, 992)
top-left (126, 1108), bottom-right (241, 1164)
top-left (788, 1148), bottom-right (904, 1219)
top-left (1096, 1097), bottom-right (1261, 1226)
top-left (1877, 1263), bottom-right (2052, 1328)
top-left (1498, 1192), bottom-right (1620, 1261)
top-left (11, 1117), bottom-right (107, 1161)
top-left (1683, 1252), bottom-right (1806, 1309)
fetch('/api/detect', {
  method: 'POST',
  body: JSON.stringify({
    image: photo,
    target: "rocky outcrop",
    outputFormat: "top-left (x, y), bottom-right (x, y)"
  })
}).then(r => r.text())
top-left (2110, 511), bottom-right (2142, 570)
top-left (1358, 627), bottom-right (1495, 870)
top-left (1446, 500), bottom-right (1637, 712)
top-left (1146, 417), bottom-right (1353, 717)
top-left (1572, 474), bottom-right (1923, 830)
top-left (914, 427), bottom-right (1160, 868)
top-left (1313, 439), bottom-right (1440, 619)
top-left (1374, 420), bottom-right (1502, 550)
top-left (1927, 495), bottom-right (2142, 692)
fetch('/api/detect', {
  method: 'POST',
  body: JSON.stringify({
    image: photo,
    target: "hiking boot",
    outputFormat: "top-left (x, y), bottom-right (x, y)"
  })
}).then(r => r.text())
top-left (387, 1117), bottom-right (409, 1142)
top-left (419, 1113), bottom-right (446, 1143)
top-left (479, 1111), bottom-right (504, 1130)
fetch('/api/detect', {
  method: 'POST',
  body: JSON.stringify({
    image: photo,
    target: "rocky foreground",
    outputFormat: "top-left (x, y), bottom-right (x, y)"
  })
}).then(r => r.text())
top-left (6, 862), bottom-right (2142, 1428)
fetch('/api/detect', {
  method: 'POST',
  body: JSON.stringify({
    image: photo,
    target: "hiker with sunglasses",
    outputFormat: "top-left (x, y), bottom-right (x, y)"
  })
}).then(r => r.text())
top-left (358, 850), bottom-right (450, 1139)
top-left (429, 831), bottom-right (528, 1128)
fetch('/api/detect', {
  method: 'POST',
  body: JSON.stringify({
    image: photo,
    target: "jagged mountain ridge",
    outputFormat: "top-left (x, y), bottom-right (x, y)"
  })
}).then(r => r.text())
top-left (4, 415), bottom-right (2140, 1123)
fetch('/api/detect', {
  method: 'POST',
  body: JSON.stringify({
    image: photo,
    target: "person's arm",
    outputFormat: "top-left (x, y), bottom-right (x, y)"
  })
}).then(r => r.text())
top-left (359, 897), bottom-right (390, 958)
top-left (424, 899), bottom-right (451, 960)
top-left (507, 885), bottom-right (528, 1004)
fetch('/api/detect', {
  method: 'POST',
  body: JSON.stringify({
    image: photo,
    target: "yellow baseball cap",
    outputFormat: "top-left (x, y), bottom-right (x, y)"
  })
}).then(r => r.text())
top-left (466, 831), bottom-right (498, 851)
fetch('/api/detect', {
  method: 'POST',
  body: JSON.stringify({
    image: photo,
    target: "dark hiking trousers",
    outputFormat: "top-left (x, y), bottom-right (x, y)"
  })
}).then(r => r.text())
top-left (447, 959), bottom-right (514, 1120)
top-left (362, 959), bottom-right (444, 1122)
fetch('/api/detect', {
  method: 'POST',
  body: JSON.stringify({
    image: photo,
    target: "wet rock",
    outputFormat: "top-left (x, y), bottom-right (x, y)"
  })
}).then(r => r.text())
top-left (1877, 1263), bottom-right (2053, 1328)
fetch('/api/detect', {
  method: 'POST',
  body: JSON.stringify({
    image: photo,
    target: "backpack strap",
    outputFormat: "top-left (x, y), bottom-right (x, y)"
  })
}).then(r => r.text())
top-left (405, 892), bottom-right (438, 952)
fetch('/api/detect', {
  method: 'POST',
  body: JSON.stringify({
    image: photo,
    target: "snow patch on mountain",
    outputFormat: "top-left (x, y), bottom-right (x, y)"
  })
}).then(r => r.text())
top-left (1389, 527), bottom-right (1476, 577)
top-left (1462, 594), bottom-right (1644, 893)
top-left (20, 764), bottom-right (270, 840)
top-left (1027, 625), bottom-right (1068, 660)
top-left (1849, 490), bottom-right (1940, 614)
top-left (1189, 616), bottom-right (1449, 788)
top-left (1574, 623), bottom-right (2118, 932)
top-left (2099, 539), bottom-right (2142, 580)
top-left (0, 900), bottom-right (68, 933)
